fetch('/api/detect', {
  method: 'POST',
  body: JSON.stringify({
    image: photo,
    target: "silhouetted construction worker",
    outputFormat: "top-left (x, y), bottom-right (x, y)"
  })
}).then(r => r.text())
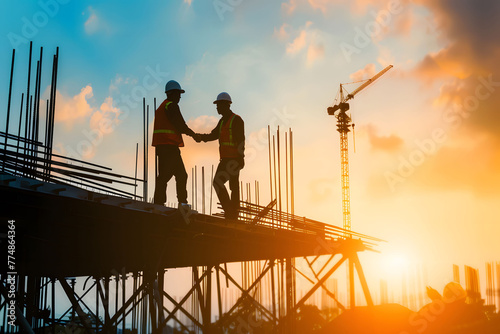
top-left (152, 80), bottom-right (197, 208)
top-left (197, 92), bottom-right (245, 219)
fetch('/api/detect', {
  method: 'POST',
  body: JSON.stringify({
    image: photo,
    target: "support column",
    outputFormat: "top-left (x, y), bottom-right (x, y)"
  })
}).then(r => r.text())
top-left (285, 258), bottom-right (295, 334)
top-left (352, 253), bottom-right (374, 306)
top-left (349, 259), bottom-right (355, 308)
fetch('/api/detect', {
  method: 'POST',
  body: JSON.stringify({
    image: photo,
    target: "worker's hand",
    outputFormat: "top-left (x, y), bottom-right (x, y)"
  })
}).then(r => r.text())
top-left (192, 133), bottom-right (202, 143)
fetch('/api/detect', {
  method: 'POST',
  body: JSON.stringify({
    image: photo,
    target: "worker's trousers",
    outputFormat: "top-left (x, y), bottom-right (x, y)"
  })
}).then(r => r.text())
top-left (153, 145), bottom-right (188, 205)
top-left (213, 158), bottom-right (243, 219)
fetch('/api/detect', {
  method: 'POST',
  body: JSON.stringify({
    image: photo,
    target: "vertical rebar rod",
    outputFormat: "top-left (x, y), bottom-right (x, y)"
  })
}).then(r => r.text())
top-left (157, 270), bottom-right (164, 331)
top-left (31, 60), bottom-right (39, 165)
top-left (202, 166), bottom-right (205, 214)
top-left (135, 143), bottom-right (139, 199)
top-left (30, 60), bottom-right (40, 160)
top-left (49, 48), bottom-right (58, 155)
top-left (46, 48), bottom-right (59, 178)
top-left (95, 278), bottom-right (100, 331)
top-left (277, 127), bottom-right (282, 215)
top-left (27, 95), bottom-right (33, 173)
top-left (268, 125), bottom-right (273, 203)
top-left (255, 180), bottom-right (258, 205)
top-left (115, 275), bottom-right (119, 324)
top-left (51, 278), bottom-right (55, 334)
top-left (271, 260), bottom-right (277, 333)
top-left (210, 165), bottom-right (214, 215)
top-left (216, 267), bottom-right (222, 321)
top-left (43, 98), bottom-right (49, 176)
top-left (240, 181), bottom-right (244, 206)
top-left (35, 47), bottom-right (43, 147)
top-left (132, 274), bottom-right (137, 331)
top-left (195, 165), bottom-right (198, 210)
top-left (146, 105), bottom-right (149, 202)
top-left (285, 133), bottom-right (288, 214)
top-left (272, 136), bottom-right (277, 227)
top-left (290, 129), bottom-right (294, 215)
top-left (24, 42), bottom-right (33, 161)
top-left (122, 273), bottom-right (126, 334)
top-left (43, 277), bottom-right (48, 329)
top-left (143, 98), bottom-right (147, 202)
top-left (14, 94), bottom-right (25, 173)
top-left (154, 98), bottom-right (157, 184)
top-left (3, 49), bottom-right (15, 171)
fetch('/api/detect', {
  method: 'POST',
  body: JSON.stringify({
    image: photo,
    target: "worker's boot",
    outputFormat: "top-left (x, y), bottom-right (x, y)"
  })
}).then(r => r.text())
top-left (178, 202), bottom-right (196, 224)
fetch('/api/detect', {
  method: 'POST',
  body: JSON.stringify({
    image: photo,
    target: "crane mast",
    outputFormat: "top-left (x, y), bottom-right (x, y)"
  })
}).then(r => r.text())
top-left (327, 65), bottom-right (393, 235)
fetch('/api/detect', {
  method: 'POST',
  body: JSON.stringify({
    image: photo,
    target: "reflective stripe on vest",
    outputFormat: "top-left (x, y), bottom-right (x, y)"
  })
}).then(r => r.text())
top-left (219, 114), bottom-right (239, 158)
top-left (152, 100), bottom-right (184, 147)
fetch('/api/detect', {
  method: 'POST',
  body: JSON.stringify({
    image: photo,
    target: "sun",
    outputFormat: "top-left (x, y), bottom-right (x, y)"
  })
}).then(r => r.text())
top-left (381, 253), bottom-right (410, 279)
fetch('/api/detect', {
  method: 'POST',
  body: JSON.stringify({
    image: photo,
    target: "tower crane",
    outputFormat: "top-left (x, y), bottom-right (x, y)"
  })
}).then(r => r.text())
top-left (327, 64), bottom-right (393, 309)
top-left (327, 64), bottom-right (393, 234)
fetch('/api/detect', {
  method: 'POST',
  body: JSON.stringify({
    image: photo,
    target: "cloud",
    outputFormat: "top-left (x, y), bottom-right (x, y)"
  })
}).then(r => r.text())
top-left (307, 0), bottom-right (339, 13)
top-left (89, 97), bottom-right (121, 134)
top-left (286, 30), bottom-right (308, 54)
top-left (350, 63), bottom-right (376, 81)
top-left (54, 85), bottom-right (94, 127)
top-left (306, 43), bottom-right (324, 66)
top-left (366, 125), bottom-right (404, 152)
top-left (274, 24), bottom-right (291, 41)
top-left (52, 85), bottom-right (128, 159)
top-left (413, 0), bottom-right (500, 134)
top-left (84, 7), bottom-right (99, 34)
top-left (109, 74), bottom-right (139, 93)
top-left (283, 22), bottom-right (325, 65)
top-left (187, 115), bottom-right (219, 133)
top-left (307, 0), bottom-right (407, 15)
top-left (282, 0), bottom-right (297, 15)
top-left (413, 46), bottom-right (476, 81)
top-left (407, 0), bottom-right (500, 195)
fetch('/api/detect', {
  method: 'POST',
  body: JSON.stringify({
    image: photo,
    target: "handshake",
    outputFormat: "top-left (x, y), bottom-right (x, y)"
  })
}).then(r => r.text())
top-left (191, 133), bottom-right (205, 143)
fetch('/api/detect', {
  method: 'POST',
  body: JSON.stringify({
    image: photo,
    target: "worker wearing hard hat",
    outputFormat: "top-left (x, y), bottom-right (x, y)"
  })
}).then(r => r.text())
top-left (152, 80), bottom-right (197, 208)
top-left (196, 92), bottom-right (245, 219)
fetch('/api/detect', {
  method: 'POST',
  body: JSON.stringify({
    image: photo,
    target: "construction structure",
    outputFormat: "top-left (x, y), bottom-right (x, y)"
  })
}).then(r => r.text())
top-left (0, 43), bottom-right (382, 333)
top-left (327, 65), bottom-right (393, 308)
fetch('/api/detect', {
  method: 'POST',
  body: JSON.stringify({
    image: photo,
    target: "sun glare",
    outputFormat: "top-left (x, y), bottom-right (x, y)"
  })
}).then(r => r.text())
top-left (382, 253), bottom-right (410, 279)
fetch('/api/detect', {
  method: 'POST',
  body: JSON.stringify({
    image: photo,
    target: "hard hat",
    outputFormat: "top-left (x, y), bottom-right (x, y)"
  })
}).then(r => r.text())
top-left (213, 92), bottom-right (232, 104)
top-left (165, 80), bottom-right (185, 93)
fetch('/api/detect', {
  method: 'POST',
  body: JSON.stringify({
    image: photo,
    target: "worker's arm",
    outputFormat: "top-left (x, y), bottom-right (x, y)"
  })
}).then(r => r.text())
top-left (199, 119), bottom-right (222, 142)
top-left (167, 103), bottom-right (196, 137)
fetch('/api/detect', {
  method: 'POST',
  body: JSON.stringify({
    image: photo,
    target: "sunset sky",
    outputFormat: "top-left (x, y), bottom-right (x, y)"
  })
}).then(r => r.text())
top-left (1, 0), bottom-right (499, 303)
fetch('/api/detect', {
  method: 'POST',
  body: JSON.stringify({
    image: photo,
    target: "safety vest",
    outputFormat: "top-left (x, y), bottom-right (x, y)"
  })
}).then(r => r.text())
top-left (219, 113), bottom-right (240, 158)
top-left (152, 100), bottom-right (184, 147)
